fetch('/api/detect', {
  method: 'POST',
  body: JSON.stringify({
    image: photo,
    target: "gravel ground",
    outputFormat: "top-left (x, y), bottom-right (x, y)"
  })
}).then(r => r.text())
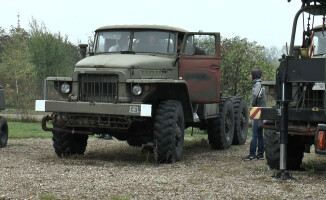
top-left (1, 137), bottom-right (326, 200)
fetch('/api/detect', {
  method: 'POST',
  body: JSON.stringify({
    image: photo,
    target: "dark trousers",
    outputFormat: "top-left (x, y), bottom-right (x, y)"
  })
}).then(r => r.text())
top-left (249, 119), bottom-right (264, 156)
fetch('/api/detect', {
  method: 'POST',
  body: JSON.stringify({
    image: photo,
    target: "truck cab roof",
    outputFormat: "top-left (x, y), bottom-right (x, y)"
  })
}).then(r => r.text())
top-left (96, 25), bottom-right (188, 33)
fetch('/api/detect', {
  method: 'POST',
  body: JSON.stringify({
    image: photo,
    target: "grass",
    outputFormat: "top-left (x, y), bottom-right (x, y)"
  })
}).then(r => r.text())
top-left (7, 121), bottom-right (52, 139)
top-left (5, 120), bottom-right (247, 141)
top-left (185, 127), bottom-right (206, 137)
top-left (108, 195), bottom-right (130, 200)
top-left (301, 160), bottom-right (326, 175)
top-left (2, 108), bottom-right (50, 115)
top-left (38, 193), bottom-right (59, 200)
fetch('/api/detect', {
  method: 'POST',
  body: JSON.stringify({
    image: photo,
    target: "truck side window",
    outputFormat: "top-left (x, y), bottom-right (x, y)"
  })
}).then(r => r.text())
top-left (184, 34), bottom-right (215, 56)
top-left (314, 31), bottom-right (326, 55)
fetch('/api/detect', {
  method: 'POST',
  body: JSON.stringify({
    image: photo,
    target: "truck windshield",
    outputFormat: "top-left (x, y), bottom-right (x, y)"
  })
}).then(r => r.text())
top-left (94, 30), bottom-right (175, 54)
top-left (313, 30), bottom-right (326, 55)
top-left (132, 31), bottom-right (175, 54)
top-left (95, 31), bottom-right (175, 54)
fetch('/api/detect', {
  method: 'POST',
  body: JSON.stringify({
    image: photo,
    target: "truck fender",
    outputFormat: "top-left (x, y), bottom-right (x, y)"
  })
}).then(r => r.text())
top-left (154, 83), bottom-right (193, 122)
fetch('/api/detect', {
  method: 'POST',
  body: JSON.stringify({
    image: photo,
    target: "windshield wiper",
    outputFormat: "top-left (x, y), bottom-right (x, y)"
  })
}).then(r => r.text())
top-left (94, 52), bottom-right (109, 55)
top-left (121, 51), bottom-right (135, 54)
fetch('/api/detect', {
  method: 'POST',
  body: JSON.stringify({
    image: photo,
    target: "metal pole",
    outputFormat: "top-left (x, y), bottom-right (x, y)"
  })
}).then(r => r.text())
top-left (279, 85), bottom-right (288, 171)
top-left (275, 81), bottom-right (292, 180)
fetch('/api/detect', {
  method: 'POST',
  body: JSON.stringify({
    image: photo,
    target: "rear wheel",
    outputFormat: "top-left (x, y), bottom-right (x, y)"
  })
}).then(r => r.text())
top-left (264, 129), bottom-right (304, 170)
top-left (231, 97), bottom-right (249, 145)
top-left (153, 100), bottom-right (185, 163)
top-left (0, 117), bottom-right (8, 148)
top-left (207, 98), bottom-right (234, 150)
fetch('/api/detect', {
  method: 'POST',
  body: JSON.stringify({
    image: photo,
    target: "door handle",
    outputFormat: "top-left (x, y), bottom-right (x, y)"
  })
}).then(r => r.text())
top-left (210, 65), bottom-right (220, 69)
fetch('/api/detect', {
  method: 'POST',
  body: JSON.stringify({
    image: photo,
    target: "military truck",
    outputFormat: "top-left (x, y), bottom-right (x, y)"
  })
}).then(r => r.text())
top-left (255, 0), bottom-right (326, 173)
top-left (35, 25), bottom-right (249, 163)
top-left (0, 86), bottom-right (8, 148)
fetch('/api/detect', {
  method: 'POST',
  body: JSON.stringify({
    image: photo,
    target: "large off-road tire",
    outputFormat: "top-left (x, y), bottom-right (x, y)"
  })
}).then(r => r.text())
top-left (126, 120), bottom-right (153, 147)
top-left (264, 129), bottom-right (280, 169)
top-left (0, 117), bottom-right (8, 148)
top-left (127, 136), bottom-right (152, 147)
top-left (231, 97), bottom-right (249, 145)
top-left (52, 127), bottom-right (88, 157)
top-left (207, 98), bottom-right (235, 150)
top-left (74, 134), bottom-right (88, 155)
top-left (153, 100), bottom-right (185, 163)
top-left (264, 129), bottom-right (305, 170)
top-left (111, 132), bottom-right (128, 141)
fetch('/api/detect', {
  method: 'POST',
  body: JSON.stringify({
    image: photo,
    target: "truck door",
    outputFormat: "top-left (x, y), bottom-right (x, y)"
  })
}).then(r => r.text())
top-left (178, 33), bottom-right (221, 103)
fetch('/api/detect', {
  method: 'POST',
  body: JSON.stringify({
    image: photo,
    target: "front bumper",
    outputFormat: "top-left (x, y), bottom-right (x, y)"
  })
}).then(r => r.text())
top-left (35, 100), bottom-right (152, 117)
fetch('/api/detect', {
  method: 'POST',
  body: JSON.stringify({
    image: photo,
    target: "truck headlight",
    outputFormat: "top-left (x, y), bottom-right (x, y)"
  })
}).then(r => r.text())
top-left (61, 83), bottom-right (71, 94)
top-left (132, 85), bottom-right (142, 96)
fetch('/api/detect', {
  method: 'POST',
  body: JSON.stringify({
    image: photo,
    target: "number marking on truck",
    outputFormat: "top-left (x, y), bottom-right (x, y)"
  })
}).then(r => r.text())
top-left (129, 106), bottom-right (139, 114)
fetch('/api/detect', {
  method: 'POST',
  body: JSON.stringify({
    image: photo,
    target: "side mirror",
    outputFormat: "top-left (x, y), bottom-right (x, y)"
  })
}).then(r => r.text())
top-left (79, 44), bottom-right (88, 59)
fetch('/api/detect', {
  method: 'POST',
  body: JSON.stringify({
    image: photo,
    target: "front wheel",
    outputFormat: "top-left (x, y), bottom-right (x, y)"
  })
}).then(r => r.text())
top-left (126, 120), bottom-right (153, 147)
top-left (264, 129), bottom-right (304, 170)
top-left (52, 127), bottom-right (88, 157)
top-left (207, 98), bottom-right (235, 150)
top-left (153, 100), bottom-right (185, 163)
top-left (0, 117), bottom-right (8, 148)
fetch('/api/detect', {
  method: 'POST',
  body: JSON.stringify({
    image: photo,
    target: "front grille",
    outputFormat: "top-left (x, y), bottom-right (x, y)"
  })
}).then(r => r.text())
top-left (79, 74), bottom-right (118, 102)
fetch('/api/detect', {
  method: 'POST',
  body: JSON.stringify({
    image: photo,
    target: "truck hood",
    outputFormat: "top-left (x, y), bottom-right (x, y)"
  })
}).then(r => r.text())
top-left (76, 54), bottom-right (174, 69)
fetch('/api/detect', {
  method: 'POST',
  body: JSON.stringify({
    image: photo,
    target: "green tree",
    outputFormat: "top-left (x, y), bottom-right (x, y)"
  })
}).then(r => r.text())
top-left (0, 27), bottom-right (8, 61)
top-left (221, 37), bottom-right (276, 102)
top-left (265, 46), bottom-right (282, 63)
top-left (0, 26), bottom-right (36, 108)
top-left (0, 18), bottom-right (81, 109)
top-left (28, 19), bottom-right (80, 84)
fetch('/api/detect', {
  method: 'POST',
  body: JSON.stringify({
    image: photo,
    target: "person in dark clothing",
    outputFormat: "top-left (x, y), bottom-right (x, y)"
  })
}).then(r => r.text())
top-left (177, 37), bottom-right (207, 55)
top-left (194, 46), bottom-right (206, 55)
top-left (243, 69), bottom-right (266, 161)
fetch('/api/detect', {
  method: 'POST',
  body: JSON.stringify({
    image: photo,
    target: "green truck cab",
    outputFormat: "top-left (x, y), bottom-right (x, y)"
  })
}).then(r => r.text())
top-left (36, 25), bottom-right (248, 163)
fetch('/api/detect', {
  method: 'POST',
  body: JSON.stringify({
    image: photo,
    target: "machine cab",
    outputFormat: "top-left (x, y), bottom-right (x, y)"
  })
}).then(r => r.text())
top-left (312, 25), bottom-right (326, 57)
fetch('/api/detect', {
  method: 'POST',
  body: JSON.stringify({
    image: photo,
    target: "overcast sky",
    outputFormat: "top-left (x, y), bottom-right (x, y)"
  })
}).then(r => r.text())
top-left (1, 0), bottom-right (310, 48)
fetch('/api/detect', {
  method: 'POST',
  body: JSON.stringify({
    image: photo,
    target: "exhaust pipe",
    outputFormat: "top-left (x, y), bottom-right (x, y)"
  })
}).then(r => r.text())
top-left (79, 44), bottom-right (88, 59)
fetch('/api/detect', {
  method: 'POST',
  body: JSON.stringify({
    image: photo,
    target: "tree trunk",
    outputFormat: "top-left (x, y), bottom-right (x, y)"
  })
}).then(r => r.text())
top-left (15, 79), bottom-right (19, 105)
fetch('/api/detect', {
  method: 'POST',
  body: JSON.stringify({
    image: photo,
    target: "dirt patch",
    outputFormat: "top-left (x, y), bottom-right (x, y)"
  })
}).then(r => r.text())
top-left (0, 138), bottom-right (326, 199)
